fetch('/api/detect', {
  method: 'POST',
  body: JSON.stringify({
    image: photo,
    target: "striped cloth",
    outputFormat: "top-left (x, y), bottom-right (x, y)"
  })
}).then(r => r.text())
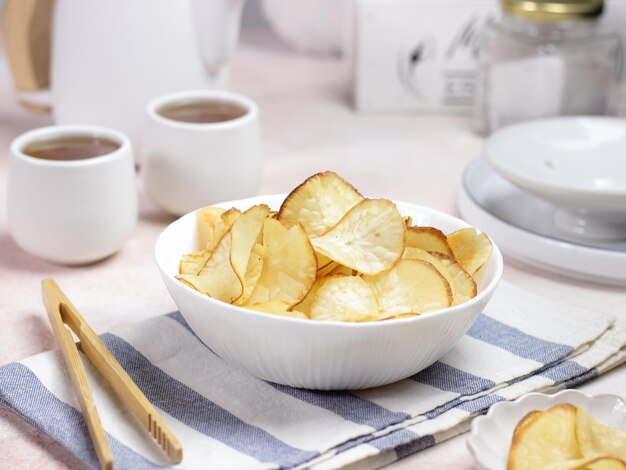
top-left (1, 282), bottom-right (625, 470)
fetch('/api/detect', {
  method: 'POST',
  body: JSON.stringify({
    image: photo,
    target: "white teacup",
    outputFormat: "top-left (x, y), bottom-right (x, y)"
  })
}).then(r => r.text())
top-left (142, 90), bottom-right (262, 216)
top-left (7, 125), bottom-right (138, 264)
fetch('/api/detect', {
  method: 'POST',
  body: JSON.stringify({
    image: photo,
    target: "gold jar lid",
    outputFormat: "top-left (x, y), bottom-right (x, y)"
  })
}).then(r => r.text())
top-left (501, 0), bottom-right (603, 21)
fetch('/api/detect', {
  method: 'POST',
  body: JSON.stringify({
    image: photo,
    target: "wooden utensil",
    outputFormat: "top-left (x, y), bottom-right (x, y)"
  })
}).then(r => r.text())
top-left (2, 0), bottom-right (54, 112)
top-left (42, 278), bottom-right (183, 470)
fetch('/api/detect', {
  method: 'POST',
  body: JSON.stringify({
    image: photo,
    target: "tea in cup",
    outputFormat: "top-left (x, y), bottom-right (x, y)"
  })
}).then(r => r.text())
top-left (22, 135), bottom-right (121, 161)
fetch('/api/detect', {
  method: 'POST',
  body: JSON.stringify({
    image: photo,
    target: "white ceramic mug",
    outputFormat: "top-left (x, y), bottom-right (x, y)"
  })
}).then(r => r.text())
top-left (142, 90), bottom-right (263, 215)
top-left (7, 126), bottom-right (138, 264)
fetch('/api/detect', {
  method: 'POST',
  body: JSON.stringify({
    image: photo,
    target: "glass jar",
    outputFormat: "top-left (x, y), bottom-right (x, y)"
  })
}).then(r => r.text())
top-left (474, 0), bottom-right (622, 135)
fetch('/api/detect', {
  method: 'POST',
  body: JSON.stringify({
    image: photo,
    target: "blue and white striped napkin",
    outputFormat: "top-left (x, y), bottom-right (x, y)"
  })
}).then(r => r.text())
top-left (1, 281), bottom-right (625, 470)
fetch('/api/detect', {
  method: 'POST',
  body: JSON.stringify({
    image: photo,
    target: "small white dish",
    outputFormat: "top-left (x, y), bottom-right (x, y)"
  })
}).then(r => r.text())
top-left (154, 194), bottom-right (503, 390)
top-left (467, 389), bottom-right (626, 470)
top-left (484, 117), bottom-right (626, 240)
top-left (459, 160), bottom-right (626, 286)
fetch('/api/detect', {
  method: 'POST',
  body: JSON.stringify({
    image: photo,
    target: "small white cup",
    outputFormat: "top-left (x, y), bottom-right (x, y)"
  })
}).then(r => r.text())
top-left (7, 125), bottom-right (138, 265)
top-left (142, 90), bottom-right (262, 216)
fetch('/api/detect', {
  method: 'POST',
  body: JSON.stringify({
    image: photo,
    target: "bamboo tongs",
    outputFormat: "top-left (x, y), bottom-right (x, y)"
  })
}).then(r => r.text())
top-left (42, 279), bottom-right (183, 470)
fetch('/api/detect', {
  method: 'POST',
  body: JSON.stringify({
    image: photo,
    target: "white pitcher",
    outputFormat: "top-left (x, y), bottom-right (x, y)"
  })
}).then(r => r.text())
top-left (2, 0), bottom-right (246, 146)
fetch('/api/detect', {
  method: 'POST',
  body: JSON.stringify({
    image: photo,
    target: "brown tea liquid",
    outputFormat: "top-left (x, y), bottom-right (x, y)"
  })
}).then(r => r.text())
top-left (24, 136), bottom-right (120, 161)
top-left (158, 100), bottom-right (248, 124)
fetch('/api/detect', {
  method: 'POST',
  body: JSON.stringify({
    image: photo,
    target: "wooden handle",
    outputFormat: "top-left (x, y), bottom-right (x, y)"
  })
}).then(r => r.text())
top-left (42, 279), bottom-right (183, 464)
top-left (2, 0), bottom-right (54, 91)
top-left (42, 279), bottom-right (113, 470)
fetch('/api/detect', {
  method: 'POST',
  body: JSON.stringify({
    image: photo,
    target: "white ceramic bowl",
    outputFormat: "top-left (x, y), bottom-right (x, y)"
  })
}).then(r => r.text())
top-left (483, 117), bottom-right (626, 240)
top-left (154, 195), bottom-right (503, 390)
top-left (468, 390), bottom-right (626, 470)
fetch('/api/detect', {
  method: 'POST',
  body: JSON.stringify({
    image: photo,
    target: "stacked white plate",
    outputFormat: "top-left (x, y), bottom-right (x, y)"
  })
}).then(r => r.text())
top-left (459, 117), bottom-right (626, 286)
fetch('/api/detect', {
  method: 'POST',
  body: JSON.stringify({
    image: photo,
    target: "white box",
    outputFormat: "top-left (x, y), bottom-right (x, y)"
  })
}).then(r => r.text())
top-left (353, 0), bottom-right (626, 113)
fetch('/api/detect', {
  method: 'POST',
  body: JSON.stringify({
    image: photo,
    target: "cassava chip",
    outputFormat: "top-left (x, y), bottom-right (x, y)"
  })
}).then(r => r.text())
top-left (179, 250), bottom-right (211, 276)
top-left (177, 230), bottom-right (242, 303)
top-left (293, 276), bottom-right (327, 315)
top-left (403, 248), bottom-right (475, 305)
top-left (385, 313), bottom-right (418, 320)
top-left (234, 253), bottom-right (263, 306)
top-left (246, 218), bottom-right (317, 306)
top-left (328, 264), bottom-right (356, 277)
top-left (514, 410), bottom-right (542, 435)
top-left (180, 207), bottom-right (241, 275)
top-left (310, 199), bottom-right (406, 275)
top-left (363, 259), bottom-right (452, 315)
top-left (316, 252), bottom-right (334, 272)
top-left (309, 276), bottom-right (379, 322)
top-left (244, 300), bottom-right (289, 313)
top-left (514, 410), bottom-right (543, 433)
top-left (508, 404), bottom-right (581, 470)
top-left (316, 261), bottom-right (338, 278)
top-left (406, 226), bottom-right (453, 256)
top-left (318, 261), bottom-right (355, 278)
top-left (547, 457), bottom-right (626, 470)
top-left (230, 204), bottom-right (270, 285)
top-left (196, 207), bottom-right (225, 248)
top-left (277, 171), bottom-right (364, 236)
top-left (211, 208), bottom-right (242, 249)
top-left (576, 405), bottom-right (626, 461)
top-left (244, 301), bottom-right (309, 319)
top-left (431, 252), bottom-right (477, 305)
top-left (447, 228), bottom-right (492, 275)
top-left (402, 247), bottom-right (457, 296)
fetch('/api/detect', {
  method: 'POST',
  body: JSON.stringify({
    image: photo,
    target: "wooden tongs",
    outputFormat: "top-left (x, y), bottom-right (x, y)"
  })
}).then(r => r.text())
top-left (42, 279), bottom-right (183, 470)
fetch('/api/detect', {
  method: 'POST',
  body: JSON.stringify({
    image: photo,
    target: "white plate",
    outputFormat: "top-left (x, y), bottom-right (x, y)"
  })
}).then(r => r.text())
top-left (483, 117), bottom-right (626, 240)
top-left (458, 160), bottom-right (626, 286)
top-left (467, 389), bottom-right (626, 470)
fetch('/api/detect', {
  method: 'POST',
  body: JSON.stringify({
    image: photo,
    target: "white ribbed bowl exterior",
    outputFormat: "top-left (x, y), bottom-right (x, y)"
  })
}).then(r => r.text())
top-left (155, 195), bottom-right (503, 390)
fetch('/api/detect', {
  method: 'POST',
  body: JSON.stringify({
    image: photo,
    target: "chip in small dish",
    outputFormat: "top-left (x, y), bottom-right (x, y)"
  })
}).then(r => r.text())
top-left (468, 390), bottom-right (626, 470)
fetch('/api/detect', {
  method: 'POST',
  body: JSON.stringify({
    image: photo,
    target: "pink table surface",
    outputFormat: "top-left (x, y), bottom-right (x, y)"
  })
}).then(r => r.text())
top-left (1, 28), bottom-right (625, 470)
